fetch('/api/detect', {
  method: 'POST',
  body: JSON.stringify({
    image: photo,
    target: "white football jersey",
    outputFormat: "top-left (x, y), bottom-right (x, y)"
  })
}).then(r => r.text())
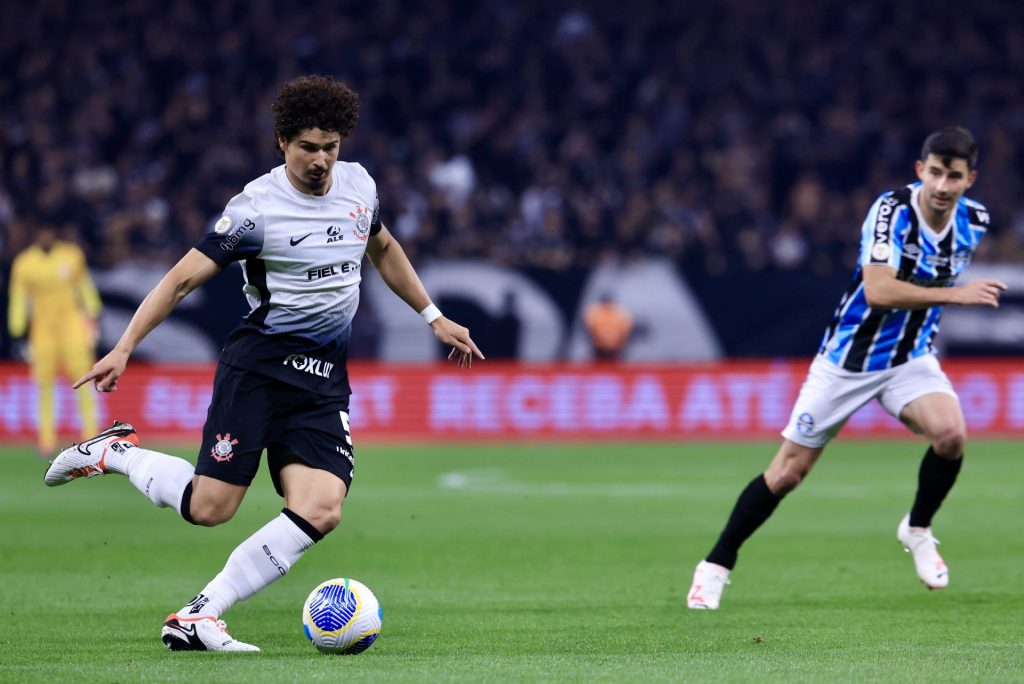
top-left (195, 162), bottom-right (381, 396)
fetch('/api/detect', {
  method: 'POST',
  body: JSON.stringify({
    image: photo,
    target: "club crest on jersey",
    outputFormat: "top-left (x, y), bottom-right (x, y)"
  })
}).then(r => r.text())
top-left (797, 412), bottom-right (815, 436)
top-left (350, 206), bottom-right (371, 241)
top-left (211, 433), bottom-right (239, 462)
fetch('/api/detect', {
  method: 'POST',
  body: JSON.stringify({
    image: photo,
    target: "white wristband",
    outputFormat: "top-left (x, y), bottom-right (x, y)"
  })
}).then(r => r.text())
top-left (419, 303), bottom-right (443, 325)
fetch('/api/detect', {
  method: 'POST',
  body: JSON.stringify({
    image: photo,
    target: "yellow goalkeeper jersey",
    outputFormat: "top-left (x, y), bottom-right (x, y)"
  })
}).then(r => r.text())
top-left (8, 241), bottom-right (102, 341)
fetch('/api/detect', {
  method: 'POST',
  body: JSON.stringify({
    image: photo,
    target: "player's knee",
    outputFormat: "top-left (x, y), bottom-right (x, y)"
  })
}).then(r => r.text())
top-left (292, 504), bottom-right (341, 535)
top-left (308, 507), bottom-right (341, 535)
top-left (930, 425), bottom-right (966, 459)
top-left (766, 469), bottom-right (806, 496)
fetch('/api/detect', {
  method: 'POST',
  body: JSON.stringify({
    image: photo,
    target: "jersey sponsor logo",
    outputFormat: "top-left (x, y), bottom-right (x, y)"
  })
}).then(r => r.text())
top-left (336, 445), bottom-right (354, 465)
top-left (282, 353), bottom-right (335, 378)
top-left (869, 195), bottom-right (899, 263)
top-left (306, 262), bottom-right (357, 281)
top-left (350, 206), bottom-right (372, 241)
top-left (307, 265), bottom-right (338, 281)
top-left (214, 216), bottom-right (232, 234)
top-left (219, 218), bottom-right (257, 252)
top-left (327, 225), bottom-right (344, 243)
top-left (211, 433), bottom-right (239, 462)
top-left (290, 233), bottom-right (313, 246)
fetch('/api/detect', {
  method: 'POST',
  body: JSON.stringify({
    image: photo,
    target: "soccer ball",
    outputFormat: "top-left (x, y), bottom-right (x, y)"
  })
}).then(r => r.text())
top-left (302, 578), bottom-right (382, 654)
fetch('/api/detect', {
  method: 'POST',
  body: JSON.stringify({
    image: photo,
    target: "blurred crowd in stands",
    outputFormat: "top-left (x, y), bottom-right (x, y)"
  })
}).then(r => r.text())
top-left (3, 0), bottom-right (1024, 277)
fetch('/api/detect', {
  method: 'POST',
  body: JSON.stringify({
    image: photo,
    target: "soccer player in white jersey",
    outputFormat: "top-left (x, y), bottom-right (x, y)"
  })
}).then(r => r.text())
top-left (44, 75), bottom-right (484, 651)
top-left (686, 126), bottom-right (1008, 610)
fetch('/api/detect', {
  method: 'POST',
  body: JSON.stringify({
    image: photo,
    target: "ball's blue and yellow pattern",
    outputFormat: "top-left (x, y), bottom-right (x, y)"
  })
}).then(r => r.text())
top-left (302, 578), bottom-right (383, 654)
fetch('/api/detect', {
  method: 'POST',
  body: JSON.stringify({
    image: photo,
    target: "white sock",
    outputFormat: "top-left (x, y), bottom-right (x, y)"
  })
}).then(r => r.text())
top-left (105, 444), bottom-right (194, 515)
top-left (179, 511), bottom-right (319, 618)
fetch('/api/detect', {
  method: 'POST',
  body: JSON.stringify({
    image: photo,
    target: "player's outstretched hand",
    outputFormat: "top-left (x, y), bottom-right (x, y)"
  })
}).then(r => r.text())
top-left (73, 349), bottom-right (131, 392)
top-left (954, 279), bottom-right (1008, 308)
top-left (430, 317), bottom-right (484, 368)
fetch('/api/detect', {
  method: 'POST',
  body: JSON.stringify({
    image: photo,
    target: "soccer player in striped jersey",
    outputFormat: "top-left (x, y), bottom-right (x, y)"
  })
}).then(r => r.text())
top-left (687, 126), bottom-right (1007, 609)
top-left (43, 75), bottom-right (483, 650)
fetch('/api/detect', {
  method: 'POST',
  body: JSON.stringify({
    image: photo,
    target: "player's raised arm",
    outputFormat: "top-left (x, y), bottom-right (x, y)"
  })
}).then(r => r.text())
top-left (75, 249), bottom-right (223, 392)
top-left (365, 224), bottom-right (484, 367)
top-left (863, 265), bottom-right (1007, 310)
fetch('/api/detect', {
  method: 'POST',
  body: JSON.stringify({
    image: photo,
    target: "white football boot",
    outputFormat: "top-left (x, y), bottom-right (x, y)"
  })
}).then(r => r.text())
top-left (161, 614), bottom-right (260, 652)
top-left (687, 560), bottom-right (731, 609)
top-left (897, 514), bottom-right (949, 590)
top-left (43, 421), bottom-right (139, 486)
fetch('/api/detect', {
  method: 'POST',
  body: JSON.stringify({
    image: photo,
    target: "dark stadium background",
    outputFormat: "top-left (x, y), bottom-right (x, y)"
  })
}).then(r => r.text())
top-left (1, 0), bottom-right (1022, 442)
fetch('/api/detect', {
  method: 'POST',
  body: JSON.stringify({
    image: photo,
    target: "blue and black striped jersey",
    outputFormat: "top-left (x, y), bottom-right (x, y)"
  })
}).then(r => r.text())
top-left (819, 182), bottom-right (990, 372)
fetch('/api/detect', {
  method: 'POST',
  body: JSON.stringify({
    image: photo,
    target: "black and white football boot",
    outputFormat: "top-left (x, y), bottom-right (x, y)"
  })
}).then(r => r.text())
top-left (43, 421), bottom-right (139, 486)
top-left (161, 613), bottom-right (260, 652)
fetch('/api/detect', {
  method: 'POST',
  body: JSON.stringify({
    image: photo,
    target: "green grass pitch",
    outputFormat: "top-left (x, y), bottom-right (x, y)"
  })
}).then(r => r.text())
top-left (1, 440), bottom-right (1022, 682)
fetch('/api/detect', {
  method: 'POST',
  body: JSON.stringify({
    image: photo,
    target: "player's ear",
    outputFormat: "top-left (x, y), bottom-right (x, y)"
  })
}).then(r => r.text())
top-left (914, 159), bottom-right (925, 180)
top-left (966, 169), bottom-right (978, 189)
top-left (278, 136), bottom-right (289, 154)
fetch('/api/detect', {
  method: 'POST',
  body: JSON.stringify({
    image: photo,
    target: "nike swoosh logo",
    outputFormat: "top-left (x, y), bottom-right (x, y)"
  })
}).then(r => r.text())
top-left (77, 435), bottom-right (105, 455)
top-left (290, 233), bottom-right (313, 246)
top-left (168, 622), bottom-right (197, 639)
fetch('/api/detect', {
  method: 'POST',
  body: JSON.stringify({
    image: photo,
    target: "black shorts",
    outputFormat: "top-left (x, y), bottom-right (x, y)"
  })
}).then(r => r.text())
top-left (195, 363), bottom-right (356, 496)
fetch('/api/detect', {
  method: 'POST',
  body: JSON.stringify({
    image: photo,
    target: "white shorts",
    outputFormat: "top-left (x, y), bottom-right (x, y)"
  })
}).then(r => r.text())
top-left (781, 354), bottom-right (958, 448)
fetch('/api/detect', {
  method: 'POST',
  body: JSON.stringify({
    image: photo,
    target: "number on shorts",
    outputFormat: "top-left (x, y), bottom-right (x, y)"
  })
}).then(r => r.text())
top-left (339, 411), bottom-right (353, 445)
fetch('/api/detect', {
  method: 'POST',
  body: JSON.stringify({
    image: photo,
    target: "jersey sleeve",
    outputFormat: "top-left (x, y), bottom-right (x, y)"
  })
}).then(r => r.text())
top-left (194, 192), bottom-right (266, 265)
top-left (859, 190), bottom-right (909, 269)
top-left (370, 193), bottom-right (382, 236)
top-left (966, 202), bottom-right (991, 233)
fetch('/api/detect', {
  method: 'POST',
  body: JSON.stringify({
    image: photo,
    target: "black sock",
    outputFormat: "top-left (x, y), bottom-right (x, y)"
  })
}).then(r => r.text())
top-left (179, 481), bottom-right (196, 525)
top-left (705, 474), bottom-right (782, 570)
top-left (908, 447), bottom-right (962, 528)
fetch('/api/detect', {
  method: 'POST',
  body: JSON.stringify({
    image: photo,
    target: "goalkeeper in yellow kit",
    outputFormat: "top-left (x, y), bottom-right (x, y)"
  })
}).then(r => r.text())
top-left (8, 225), bottom-right (102, 453)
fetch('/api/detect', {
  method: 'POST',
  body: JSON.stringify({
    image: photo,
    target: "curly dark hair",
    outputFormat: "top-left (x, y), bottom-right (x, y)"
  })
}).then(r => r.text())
top-left (272, 75), bottom-right (360, 149)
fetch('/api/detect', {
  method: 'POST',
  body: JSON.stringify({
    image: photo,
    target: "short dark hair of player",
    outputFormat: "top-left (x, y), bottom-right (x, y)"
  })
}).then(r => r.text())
top-left (271, 75), bottom-right (360, 147)
top-left (920, 126), bottom-right (978, 170)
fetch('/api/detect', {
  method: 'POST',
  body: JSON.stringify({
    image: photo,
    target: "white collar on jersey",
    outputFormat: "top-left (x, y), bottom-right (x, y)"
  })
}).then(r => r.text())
top-left (909, 184), bottom-right (954, 242)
